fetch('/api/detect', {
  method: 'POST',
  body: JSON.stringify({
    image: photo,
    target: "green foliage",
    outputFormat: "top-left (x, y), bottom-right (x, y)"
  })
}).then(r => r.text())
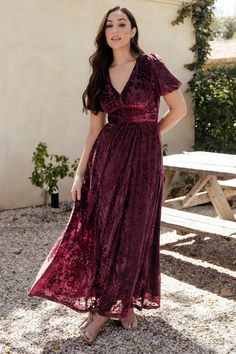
top-left (189, 65), bottom-right (236, 153)
top-left (30, 142), bottom-right (79, 194)
top-left (172, 1), bottom-right (236, 154)
top-left (211, 16), bottom-right (236, 40)
top-left (163, 143), bottom-right (168, 156)
top-left (169, 173), bottom-right (197, 198)
top-left (172, 0), bottom-right (215, 71)
top-left (68, 157), bottom-right (80, 178)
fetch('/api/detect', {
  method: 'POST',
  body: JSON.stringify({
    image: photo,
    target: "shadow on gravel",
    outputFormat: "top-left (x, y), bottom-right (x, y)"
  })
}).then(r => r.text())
top-left (161, 235), bottom-right (236, 271)
top-left (160, 249), bottom-right (236, 301)
top-left (39, 315), bottom-right (214, 354)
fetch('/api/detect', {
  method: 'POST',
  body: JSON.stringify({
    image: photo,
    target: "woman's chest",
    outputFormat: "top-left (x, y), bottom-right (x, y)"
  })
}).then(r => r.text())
top-left (100, 69), bottom-right (159, 113)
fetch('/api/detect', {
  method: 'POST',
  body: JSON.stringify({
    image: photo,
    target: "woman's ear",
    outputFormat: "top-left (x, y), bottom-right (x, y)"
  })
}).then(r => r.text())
top-left (131, 27), bottom-right (137, 38)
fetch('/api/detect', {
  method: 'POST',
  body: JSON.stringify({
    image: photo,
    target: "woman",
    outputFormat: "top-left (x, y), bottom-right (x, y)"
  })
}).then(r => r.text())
top-left (27, 6), bottom-right (187, 344)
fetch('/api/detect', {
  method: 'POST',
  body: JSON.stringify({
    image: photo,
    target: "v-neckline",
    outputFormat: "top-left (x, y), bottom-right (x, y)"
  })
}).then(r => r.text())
top-left (108, 55), bottom-right (140, 96)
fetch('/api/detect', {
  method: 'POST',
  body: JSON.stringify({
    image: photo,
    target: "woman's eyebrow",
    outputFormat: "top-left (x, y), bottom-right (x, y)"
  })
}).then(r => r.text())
top-left (106, 18), bottom-right (127, 22)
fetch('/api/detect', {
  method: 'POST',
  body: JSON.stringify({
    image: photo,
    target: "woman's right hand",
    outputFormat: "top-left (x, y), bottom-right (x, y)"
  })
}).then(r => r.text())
top-left (71, 175), bottom-right (84, 202)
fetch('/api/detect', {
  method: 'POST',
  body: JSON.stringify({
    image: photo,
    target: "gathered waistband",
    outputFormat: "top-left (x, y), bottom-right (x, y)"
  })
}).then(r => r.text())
top-left (108, 112), bottom-right (158, 124)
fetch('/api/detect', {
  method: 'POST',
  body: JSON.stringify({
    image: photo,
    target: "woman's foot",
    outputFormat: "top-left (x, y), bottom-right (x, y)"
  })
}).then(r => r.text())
top-left (79, 307), bottom-right (98, 330)
top-left (120, 308), bottom-right (138, 330)
top-left (81, 312), bottom-right (110, 344)
top-left (79, 312), bottom-right (93, 330)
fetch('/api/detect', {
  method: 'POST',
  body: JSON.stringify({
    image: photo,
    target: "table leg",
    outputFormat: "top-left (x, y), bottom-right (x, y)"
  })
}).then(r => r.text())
top-left (162, 169), bottom-right (176, 204)
top-left (205, 176), bottom-right (235, 221)
top-left (182, 175), bottom-right (211, 208)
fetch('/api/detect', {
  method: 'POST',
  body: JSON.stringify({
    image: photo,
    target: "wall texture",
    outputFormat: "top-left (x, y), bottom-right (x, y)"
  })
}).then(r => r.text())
top-left (0, 0), bottom-right (194, 210)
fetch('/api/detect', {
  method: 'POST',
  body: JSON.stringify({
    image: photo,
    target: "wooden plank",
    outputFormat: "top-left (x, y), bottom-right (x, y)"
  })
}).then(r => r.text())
top-left (219, 178), bottom-right (236, 190)
top-left (178, 151), bottom-right (236, 167)
top-left (223, 189), bottom-right (236, 199)
top-left (164, 189), bottom-right (236, 209)
top-left (205, 176), bottom-right (235, 221)
top-left (163, 152), bottom-right (236, 178)
top-left (162, 166), bottom-right (236, 179)
top-left (161, 207), bottom-right (236, 237)
top-left (182, 175), bottom-right (211, 208)
top-left (164, 192), bottom-right (209, 209)
top-left (162, 169), bottom-right (176, 203)
top-left (162, 162), bottom-right (236, 178)
top-left (186, 151), bottom-right (236, 166)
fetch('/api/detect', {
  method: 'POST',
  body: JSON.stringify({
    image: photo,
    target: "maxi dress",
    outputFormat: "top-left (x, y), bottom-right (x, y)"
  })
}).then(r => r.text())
top-left (27, 52), bottom-right (182, 318)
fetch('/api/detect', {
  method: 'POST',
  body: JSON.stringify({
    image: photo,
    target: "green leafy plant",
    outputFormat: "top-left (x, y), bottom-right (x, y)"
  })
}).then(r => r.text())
top-left (30, 142), bottom-right (70, 195)
top-left (211, 16), bottom-right (236, 40)
top-left (68, 157), bottom-right (80, 178)
top-left (172, 0), bottom-right (215, 71)
top-left (163, 143), bottom-right (168, 156)
top-left (29, 142), bottom-right (80, 210)
top-left (168, 173), bottom-right (197, 198)
top-left (172, 1), bottom-right (236, 154)
top-left (189, 64), bottom-right (236, 153)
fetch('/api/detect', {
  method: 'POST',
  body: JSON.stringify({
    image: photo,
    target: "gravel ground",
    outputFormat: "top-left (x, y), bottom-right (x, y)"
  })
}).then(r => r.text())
top-left (0, 202), bottom-right (236, 354)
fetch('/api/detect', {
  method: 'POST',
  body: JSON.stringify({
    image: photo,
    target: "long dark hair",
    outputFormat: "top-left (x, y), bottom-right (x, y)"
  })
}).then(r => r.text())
top-left (82, 6), bottom-right (145, 115)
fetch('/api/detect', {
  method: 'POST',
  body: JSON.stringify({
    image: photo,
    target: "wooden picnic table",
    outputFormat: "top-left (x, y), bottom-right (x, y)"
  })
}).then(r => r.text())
top-left (161, 151), bottom-right (236, 237)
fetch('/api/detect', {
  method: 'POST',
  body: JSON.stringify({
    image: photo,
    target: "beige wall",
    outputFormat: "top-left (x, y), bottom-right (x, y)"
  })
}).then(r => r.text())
top-left (0, 0), bottom-right (194, 210)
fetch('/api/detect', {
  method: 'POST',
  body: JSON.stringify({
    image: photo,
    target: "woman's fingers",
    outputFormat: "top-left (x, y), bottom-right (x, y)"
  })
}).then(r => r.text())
top-left (71, 189), bottom-right (77, 202)
top-left (71, 178), bottom-right (82, 202)
top-left (71, 188), bottom-right (79, 202)
top-left (76, 190), bottom-right (81, 201)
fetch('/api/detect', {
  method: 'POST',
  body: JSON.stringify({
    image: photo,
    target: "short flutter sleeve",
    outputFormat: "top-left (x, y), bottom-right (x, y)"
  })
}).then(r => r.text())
top-left (85, 95), bottom-right (103, 114)
top-left (149, 53), bottom-right (182, 96)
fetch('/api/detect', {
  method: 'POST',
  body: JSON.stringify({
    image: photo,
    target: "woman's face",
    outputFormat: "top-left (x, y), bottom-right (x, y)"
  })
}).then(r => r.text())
top-left (104, 10), bottom-right (136, 49)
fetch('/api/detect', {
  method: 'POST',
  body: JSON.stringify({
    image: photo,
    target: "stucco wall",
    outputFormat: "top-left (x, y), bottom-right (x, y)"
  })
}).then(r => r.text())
top-left (0, 0), bottom-right (194, 210)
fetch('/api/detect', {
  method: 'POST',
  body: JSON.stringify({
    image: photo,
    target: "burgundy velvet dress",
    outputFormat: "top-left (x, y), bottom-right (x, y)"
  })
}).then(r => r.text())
top-left (27, 53), bottom-right (182, 318)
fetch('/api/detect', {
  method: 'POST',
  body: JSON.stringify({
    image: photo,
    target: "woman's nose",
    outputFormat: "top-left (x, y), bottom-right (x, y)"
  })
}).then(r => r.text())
top-left (112, 26), bottom-right (118, 34)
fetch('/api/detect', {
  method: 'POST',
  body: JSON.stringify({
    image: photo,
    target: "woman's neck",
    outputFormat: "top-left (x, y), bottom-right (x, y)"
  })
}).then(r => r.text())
top-left (111, 49), bottom-right (137, 67)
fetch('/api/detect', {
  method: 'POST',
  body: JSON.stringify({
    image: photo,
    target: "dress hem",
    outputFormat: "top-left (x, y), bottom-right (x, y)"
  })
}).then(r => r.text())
top-left (27, 291), bottom-right (161, 318)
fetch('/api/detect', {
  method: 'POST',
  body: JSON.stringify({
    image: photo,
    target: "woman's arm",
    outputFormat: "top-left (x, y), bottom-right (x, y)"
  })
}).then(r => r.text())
top-left (75, 111), bottom-right (106, 179)
top-left (71, 111), bottom-right (106, 201)
top-left (158, 89), bottom-right (187, 134)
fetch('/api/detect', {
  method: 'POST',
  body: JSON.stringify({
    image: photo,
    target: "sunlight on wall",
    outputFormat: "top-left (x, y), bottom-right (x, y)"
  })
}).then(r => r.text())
top-left (0, 0), bottom-right (194, 209)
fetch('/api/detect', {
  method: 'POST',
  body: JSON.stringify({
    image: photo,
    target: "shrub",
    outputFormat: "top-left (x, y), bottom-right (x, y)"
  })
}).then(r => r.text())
top-left (30, 142), bottom-right (70, 194)
top-left (189, 64), bottom-right (236, 153)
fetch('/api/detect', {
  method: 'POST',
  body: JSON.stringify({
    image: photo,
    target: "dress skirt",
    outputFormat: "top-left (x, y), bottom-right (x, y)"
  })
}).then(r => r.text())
top-left (27, 120), bottom-right (164, 318)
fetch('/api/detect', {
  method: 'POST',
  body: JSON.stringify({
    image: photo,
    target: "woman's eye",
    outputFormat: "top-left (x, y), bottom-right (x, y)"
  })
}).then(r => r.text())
top-left (105, 23), bottom-right (126, 28)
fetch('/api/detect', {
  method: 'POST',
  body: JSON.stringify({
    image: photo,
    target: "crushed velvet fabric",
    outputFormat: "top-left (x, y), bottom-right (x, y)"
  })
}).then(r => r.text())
top-left (27, 53), bottom-right (182, 318)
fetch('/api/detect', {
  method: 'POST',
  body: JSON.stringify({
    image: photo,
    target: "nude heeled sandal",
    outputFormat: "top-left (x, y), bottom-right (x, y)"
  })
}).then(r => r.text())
top-left (79, 307), bottom-right (99, 330)
top-left (80, 312), bottom-right (110, 345)
top-left (79, 312), bottom-right (93, 330)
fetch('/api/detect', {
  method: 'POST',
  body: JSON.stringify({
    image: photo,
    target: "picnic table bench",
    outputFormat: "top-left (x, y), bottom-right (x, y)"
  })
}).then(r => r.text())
top-left (161, 151), bottom-right (236, 238)
top-left (161, 207), bottom-right (236, 238)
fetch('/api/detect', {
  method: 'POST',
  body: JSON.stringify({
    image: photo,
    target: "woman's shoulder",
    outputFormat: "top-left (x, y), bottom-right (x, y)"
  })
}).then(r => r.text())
top-left (140, 52), bottom-right (163, 63)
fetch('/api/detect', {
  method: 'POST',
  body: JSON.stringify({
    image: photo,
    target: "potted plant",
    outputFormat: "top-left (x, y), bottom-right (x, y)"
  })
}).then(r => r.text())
top-left (29, 142), bottom-right (71, 209)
